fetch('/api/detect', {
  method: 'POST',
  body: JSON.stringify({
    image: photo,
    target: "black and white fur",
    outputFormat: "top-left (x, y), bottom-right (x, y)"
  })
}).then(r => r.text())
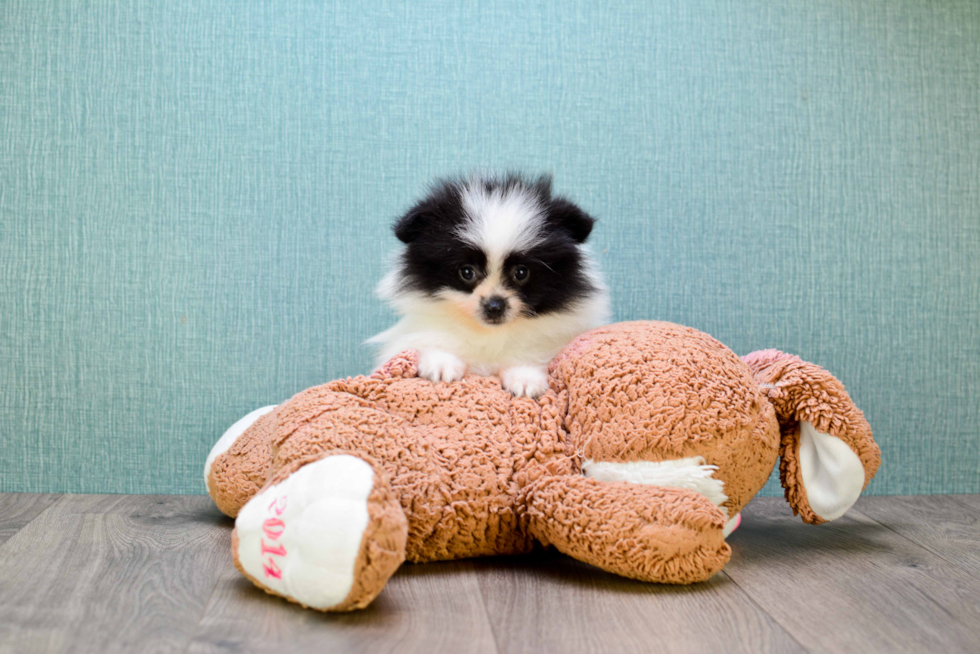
top-left (368, 173), bottom-right (610, 398)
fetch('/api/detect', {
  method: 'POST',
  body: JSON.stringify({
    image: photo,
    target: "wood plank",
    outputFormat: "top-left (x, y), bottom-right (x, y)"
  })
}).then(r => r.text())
top-left (856, 495), bottom-right (980, 578)
top-left (724, 497), bottom-right (980, 654)
top-left (0, 493), bottom-right (61, 546)
top-left (187, 558), bottom-right (499, 654)
top-left (950, 494), bottom-right (980, 516)
top-left (0, 494), bottom-right (231, 654)
top-left (4, 493), bottom-right (980, 653)
top-left (474, 550), bottom-right (804, 654)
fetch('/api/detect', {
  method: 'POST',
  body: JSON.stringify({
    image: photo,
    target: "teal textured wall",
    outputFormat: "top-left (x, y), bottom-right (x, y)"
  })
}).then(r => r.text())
top-left (1, 1), bottom-right (978, 495)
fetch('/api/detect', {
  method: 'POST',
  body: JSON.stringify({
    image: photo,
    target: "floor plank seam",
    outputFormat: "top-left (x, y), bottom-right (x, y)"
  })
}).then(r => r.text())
top-left (849, 507), bottom-right (980, 582)
top-left (716, 570), bottom-right (811, 654)
top-left (180, 568), bottom-right (228, 654)
top-left (0, 493), bottom-right (64, 552)
top-left (948, 495), bottom-right (980, 518)
top-left (469, 563), bottom-right (503, 654)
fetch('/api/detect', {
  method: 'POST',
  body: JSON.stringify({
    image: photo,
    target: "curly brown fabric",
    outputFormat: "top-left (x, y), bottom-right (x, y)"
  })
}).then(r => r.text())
top-left (209, 408), bottom-right (278, 518)
top-left (552, 321), bottom-right (780, 518)
top-left (208, 321), bottom-right (880, 611)
top-left (742, 349), bottom-right (881, 524)
top-left (523, 476), bottom-right (731, 583)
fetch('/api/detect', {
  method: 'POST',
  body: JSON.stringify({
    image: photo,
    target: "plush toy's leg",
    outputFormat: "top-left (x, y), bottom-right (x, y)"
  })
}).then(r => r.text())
top-left (522, 475), bottom-right (730, 584)
top-left (232, 452), bottom-right (408, 612)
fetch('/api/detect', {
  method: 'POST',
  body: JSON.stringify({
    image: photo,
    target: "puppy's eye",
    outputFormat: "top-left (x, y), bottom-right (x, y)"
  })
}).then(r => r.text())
top-left (459, 265), bottom-right (477, 283)
top-left (512, 265), bottom-right (530, 284)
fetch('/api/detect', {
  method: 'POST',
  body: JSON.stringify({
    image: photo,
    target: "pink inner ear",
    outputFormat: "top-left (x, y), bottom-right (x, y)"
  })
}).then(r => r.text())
top-left (798, 421), bottom-right (866, 521)
top-left (731, 513), bottom-right (741, 532)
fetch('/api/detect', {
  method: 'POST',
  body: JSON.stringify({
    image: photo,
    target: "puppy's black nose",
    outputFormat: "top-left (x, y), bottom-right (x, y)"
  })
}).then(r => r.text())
top-left (481, 296), bottom-right (508, 323)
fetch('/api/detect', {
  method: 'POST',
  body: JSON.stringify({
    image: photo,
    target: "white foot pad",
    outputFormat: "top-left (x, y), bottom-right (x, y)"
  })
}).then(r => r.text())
top-left (235, 455), bottom-right (375, 610)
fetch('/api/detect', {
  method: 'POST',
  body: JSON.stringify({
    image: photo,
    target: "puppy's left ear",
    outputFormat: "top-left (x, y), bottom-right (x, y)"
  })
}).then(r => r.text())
top-left (393, 207), bottom-right (429, 244)
top-left (533, 174), bottom-right (554, 196)
top-left (549, 199), bottom-right (595, 244)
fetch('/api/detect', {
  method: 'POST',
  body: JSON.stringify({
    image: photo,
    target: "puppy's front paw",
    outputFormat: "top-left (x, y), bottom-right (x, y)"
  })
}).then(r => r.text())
top-left (418, 350), bottom-right (467, 383)
top-left (501, 366), bottom-right (550, 398)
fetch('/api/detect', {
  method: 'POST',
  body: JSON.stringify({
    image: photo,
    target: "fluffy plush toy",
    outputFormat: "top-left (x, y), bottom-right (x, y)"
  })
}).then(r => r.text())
top-left (204, 321), bottom-right (879, 612)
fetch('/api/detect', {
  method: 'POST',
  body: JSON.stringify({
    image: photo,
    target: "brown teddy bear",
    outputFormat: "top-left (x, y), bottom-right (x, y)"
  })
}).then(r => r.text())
top-left (204, 321), bottom-right (879, 612)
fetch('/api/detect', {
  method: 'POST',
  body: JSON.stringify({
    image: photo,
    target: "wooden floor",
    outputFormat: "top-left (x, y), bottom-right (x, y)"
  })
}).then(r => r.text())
top-left (1, 494), bottom-right (979, 654)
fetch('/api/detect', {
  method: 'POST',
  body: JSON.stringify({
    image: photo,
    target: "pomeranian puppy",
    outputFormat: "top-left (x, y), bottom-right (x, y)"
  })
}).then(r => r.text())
top-left (368, 173), bottom-right (609, 398)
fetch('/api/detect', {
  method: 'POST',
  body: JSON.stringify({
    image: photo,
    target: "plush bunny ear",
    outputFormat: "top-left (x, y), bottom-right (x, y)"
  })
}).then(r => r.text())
top-left (742, 350), bottom-right (881, 524)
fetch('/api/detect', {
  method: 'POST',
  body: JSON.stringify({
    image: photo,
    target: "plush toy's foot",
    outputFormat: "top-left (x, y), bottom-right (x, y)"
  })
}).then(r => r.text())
top-left (232, 454), bottom-right (408, 611)
top-left (525, 475), bottom-right (731, 584)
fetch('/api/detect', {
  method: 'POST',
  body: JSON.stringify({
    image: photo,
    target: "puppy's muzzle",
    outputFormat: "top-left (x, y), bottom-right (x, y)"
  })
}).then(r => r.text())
top-left (480, 296), bottom-right (509, 324)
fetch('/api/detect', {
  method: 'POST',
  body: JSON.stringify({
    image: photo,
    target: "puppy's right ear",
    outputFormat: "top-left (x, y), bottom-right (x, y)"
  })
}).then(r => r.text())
top-left (393, 207), bottom-right (428, 244)
top-left (549, 199), bottom-right (595, 244)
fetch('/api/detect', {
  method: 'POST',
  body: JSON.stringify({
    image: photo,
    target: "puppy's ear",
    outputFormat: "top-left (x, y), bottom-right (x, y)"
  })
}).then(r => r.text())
top-left (549, 199), bottom-right (595, 244)
top-left (393, 207), bottom-right (429, 244)
top-left (533, 174), bottom-right (554, 197)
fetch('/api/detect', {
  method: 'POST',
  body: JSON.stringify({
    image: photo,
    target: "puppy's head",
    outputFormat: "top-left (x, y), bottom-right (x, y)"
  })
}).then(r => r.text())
top-left (384, 174), bottom-right (600, 327)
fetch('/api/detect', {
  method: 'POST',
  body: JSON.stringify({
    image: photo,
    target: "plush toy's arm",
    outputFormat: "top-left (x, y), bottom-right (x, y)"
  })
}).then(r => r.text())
top-left (206, 406), bottom-right (280, 518)
top-left (370, 350), bottom-right (420, 380)
top-left (521, 475), bottom-right (730, 584)
top-left (742, 350), bottom-right (881, 525)
top-left (206, 350), bottom-right (420, 519)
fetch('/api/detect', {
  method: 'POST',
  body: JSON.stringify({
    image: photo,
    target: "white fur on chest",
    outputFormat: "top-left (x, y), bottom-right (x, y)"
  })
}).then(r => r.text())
top-left (368, 290), bottom-right (607, 373)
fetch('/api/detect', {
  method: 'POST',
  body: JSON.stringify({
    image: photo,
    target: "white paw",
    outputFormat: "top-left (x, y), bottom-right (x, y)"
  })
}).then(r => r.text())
top-left (501, 366), bottom-right (550, 398)
top-left (235, 455), bottom-right (375, 610)
top-left (418, 350), bottom-right (467, 383)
